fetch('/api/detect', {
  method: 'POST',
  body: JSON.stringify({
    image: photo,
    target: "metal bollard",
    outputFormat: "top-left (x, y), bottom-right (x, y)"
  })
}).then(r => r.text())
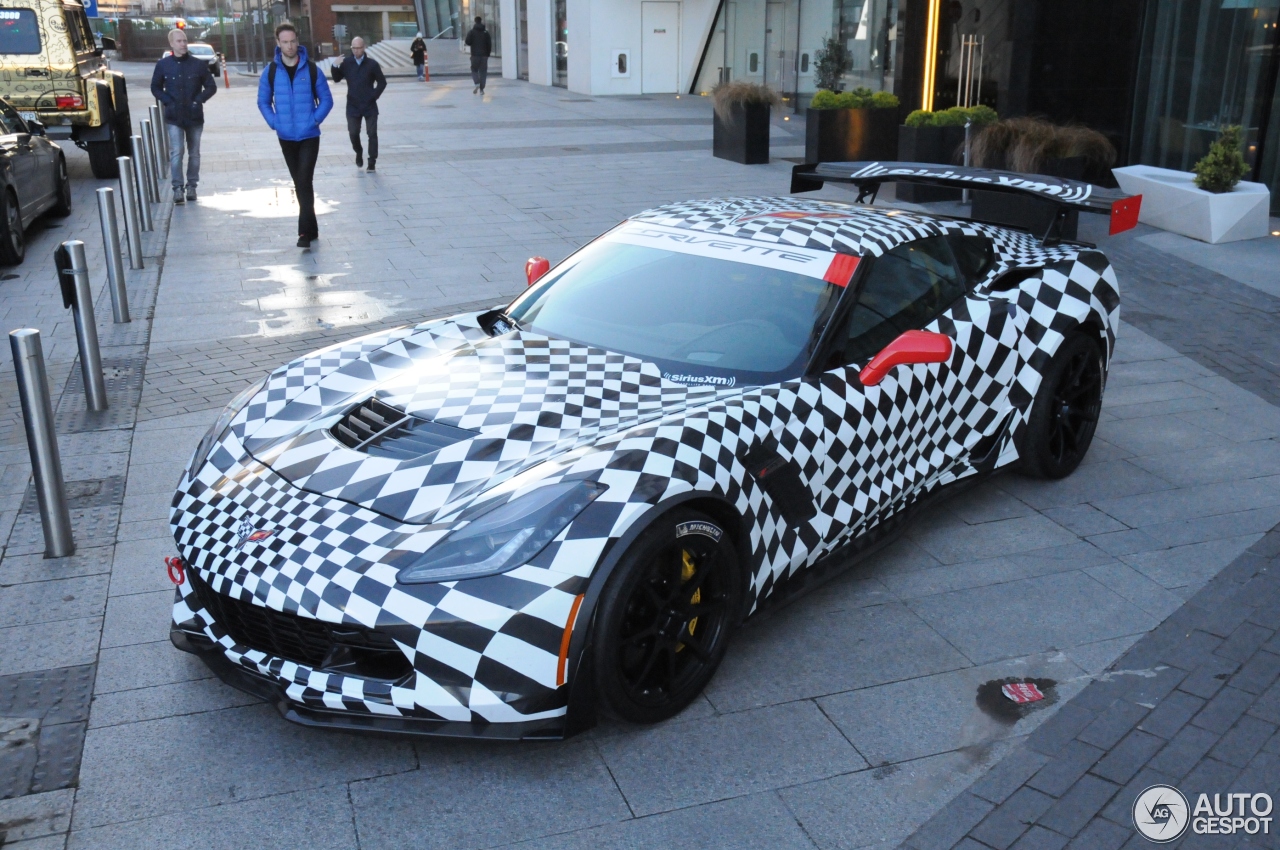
top-left (9, 329), bottom-right (75, 558)
top-left (149, 104), bottom-right (168, 165)
top-left (139, 120), bottom-right (162, 203)
top-left (116, 157), bottom-right (145, 267)
top-left (56, 241), bottom-right (108, 412)
top-left (96, 187), bottom-right (130, 323)
top-left (129, 136), bottom-right (156, 223)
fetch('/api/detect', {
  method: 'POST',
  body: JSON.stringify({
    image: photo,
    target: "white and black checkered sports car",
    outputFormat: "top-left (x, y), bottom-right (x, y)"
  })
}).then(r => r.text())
top-left (168, 163), bottom-right (1141, 739)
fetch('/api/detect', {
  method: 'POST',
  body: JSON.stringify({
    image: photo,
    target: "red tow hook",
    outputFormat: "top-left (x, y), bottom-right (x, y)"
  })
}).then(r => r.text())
top-left (165, 556), bottom-right (186, 586)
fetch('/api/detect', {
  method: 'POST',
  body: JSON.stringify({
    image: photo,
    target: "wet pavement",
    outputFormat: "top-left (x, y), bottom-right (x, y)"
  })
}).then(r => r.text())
top-left (1, 63), bottom-right (1279, 850)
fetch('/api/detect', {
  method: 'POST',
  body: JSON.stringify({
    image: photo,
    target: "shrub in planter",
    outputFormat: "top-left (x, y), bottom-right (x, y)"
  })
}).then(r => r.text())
top-left (968, 118), bottom-right (1118, 238)
top-left (1193, 126), bottom-right (1250, 194)
top-left (712, 81), bottom-right (781, 165)
top-left (897, 107), bottom-right (998, 202)
top-left (805, 87), bottom-right (900, 163)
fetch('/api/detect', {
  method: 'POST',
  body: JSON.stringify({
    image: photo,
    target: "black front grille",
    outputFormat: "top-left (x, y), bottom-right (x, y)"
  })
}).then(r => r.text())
top-left (330, 397), bottom-right (477, 461)
top-left (189, 572), bottom-right (412, 681)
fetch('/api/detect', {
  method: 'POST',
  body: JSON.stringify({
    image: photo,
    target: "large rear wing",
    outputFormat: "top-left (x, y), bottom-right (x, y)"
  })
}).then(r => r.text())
top-left (790, 161), bottom-right (1142, 239)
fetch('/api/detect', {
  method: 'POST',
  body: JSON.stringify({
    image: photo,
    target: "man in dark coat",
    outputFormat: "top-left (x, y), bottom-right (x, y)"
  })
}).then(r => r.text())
top-left (150, 27), bottom-right (217, 204)
top-left (331, 36), bottom-right (386, 171)
top-left (410, 33), bottom-right (427, 81)
top-left (464, 16), bottom-right (491, 95)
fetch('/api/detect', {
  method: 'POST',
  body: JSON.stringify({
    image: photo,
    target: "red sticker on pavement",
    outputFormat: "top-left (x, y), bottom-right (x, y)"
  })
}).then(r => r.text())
top-left (1001, 682), bottom-right (1045, 704)
top-left (823, 253), bottom-right (859, 287)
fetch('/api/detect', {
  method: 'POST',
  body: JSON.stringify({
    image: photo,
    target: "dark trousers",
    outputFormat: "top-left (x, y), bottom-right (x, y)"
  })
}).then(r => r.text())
top-left (470, 55), bottom-right (488, 90)
top-left (347, 113), bottom-right (378, 162)
top-left (279, 136), bottom-right (320, 238)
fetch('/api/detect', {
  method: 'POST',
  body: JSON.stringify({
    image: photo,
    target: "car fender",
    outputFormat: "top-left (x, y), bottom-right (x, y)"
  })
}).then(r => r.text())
top-left (559, 489), bottom-right (749, 737)
top-left (74, 81), bottom-right (114, 140)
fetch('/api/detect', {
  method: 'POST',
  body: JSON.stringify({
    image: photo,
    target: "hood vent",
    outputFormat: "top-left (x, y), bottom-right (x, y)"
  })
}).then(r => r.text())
top-left (331, 397), bottom-right (477, 461)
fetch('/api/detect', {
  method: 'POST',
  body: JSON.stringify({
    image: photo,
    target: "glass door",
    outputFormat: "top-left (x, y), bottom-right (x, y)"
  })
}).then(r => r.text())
top-left (517, 0), bottom-right (528, 80)
top-left (553, 0), bottom-right (568, 87)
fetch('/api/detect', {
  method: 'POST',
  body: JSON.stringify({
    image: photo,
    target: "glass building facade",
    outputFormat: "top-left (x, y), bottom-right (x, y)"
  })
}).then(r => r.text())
top-left (1131, 0), bottom-right (1280, 212)
top-left (692, 0), bottom-right (902, 101)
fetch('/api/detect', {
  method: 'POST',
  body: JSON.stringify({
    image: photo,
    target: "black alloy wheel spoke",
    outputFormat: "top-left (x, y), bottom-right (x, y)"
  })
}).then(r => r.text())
top-left (680, 632), bottom-right (712, 662)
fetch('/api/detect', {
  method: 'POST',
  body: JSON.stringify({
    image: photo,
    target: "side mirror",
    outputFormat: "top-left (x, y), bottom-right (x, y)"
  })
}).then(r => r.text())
top-left (93, 47), bottom-right (104, 56)
top-left (26, 119), bottom-right (46, 136)
top-left (101, 36), bottom-right (117, 50)
top-left (858, 330), bottom-right (952, 386)
top-left (525, 256), bottom-right (550, 287)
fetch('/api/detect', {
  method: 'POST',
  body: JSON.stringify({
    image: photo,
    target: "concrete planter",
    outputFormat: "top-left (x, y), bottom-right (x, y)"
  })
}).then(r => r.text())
top-left (714, 103), bottom-right (770, 165)
top-left (804, 107), bottom-right (898, 163)
top-left (1112, 164), bottom-right (1271, 244)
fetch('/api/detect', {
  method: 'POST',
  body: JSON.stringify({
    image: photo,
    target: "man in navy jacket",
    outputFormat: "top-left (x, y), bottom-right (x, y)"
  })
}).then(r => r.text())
top-left (151, 27), bottom-right (217, 204)
top-left (331, 36), bottom-right (386, 171)
top-left (257, 22), bottom-right (333, 247)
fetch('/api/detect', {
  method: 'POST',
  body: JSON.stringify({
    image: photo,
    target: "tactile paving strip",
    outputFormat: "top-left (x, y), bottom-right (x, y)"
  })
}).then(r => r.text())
top-left (4, 505), bottom-right (121, 557)
top-left (55, 352), bottom-right (147, 434)
top-left (19, 476), bottom-right (125, 516)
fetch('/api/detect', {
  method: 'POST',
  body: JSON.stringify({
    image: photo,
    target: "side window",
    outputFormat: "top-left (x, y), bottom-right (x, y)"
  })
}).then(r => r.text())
top-left (947, 234), bottom-right (996, 287)
top-left (839, 236), bottom-right (966, 366)
top-left (63, 7), bottom-right (85, 52)
top-left (0, 102), bottom-right (22, 134)
top-left (77, 11), bottom-right (95, 52)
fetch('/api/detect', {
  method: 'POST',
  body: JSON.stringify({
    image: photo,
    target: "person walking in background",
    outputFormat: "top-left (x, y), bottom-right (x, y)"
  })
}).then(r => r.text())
top-left (331, 36), bottom-right (386, 172)
top-left (410, 33), bottom-right (427, 82)
top-left (464, 16), bottom-right (491, 95)
top-left (257, 22), bottom-right (333, 248)
top-left (151, 27), bottom-right (216, 204)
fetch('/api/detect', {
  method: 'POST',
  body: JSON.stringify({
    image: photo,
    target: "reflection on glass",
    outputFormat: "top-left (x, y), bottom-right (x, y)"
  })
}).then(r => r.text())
top-left (1131, 0), bottom-right (1279, 209)
top-left (693, 0), bottom-right (898, 100)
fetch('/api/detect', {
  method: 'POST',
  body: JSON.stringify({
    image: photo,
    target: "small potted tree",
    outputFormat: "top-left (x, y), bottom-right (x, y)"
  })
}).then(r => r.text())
top-left (897, 105), bottom-right (997, 202)
top-left (804, 87), bottom-right (901, 163)
top-left (1113, 126), bottom-right (1270, 243)
top-left (712, 81), bottom-right (781, 165)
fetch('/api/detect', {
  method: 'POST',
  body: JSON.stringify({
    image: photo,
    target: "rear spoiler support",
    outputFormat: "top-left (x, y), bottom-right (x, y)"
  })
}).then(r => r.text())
top-left (791, 161), bottom-right (1143, 243)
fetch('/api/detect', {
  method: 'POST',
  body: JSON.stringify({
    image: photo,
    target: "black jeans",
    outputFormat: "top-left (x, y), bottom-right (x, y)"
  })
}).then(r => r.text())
top-left (470, 55), bottom-right (488, 90)
top-left (347, 113), bottom-right (378, 162)
top-left (279, 136), bottom-right (320, 238)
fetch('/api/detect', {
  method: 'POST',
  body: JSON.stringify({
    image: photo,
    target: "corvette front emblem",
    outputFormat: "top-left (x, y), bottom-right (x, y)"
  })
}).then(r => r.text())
top-left (235, 519), bottom-right (275, 549)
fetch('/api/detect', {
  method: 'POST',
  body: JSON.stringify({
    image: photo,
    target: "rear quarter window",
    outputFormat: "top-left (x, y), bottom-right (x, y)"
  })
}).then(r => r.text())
top-left (0, 9), bottom-right (41, 54)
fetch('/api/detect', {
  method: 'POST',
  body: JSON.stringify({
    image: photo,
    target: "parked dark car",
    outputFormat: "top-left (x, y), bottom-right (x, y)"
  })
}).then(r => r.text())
top-left (0, 97), bottom-right (71, 265)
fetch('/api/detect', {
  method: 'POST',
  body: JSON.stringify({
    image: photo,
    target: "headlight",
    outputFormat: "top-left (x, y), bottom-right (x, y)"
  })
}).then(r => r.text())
top-left (187, 376), bottom-right (267, 475)
top-left (397, 480), bottom-right (606, 584)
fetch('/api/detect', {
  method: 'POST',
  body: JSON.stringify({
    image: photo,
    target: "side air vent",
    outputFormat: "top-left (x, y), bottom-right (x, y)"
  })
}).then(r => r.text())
top-left (331, 397), bottom-right (477, 461)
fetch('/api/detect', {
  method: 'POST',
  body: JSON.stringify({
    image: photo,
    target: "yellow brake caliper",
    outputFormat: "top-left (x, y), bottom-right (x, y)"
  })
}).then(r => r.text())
top-left (676, 549), bottom-right (701, 652)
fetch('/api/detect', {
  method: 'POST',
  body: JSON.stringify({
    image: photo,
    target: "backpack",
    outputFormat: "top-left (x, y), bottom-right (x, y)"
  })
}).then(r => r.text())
top-left (268, 59), bottom-right (319, 107)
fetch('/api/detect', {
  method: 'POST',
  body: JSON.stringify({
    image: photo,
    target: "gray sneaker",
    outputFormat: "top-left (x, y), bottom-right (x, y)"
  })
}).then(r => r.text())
top-left (173, 188), bottom-right (185, 205)
top-left (186, 187), bottom-right (197, 201)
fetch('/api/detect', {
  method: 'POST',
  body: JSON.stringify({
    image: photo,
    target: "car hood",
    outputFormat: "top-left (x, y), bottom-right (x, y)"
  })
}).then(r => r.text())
top-left (232, 314), bottom-right (739, 524)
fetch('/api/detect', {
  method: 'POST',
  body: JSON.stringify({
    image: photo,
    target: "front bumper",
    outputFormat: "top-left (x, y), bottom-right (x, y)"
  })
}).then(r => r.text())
top-left (171, 627), bottom-right (568, 740)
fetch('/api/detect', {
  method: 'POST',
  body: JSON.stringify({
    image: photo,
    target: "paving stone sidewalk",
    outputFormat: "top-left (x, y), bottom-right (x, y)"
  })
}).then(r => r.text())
top-left (4, 66), bottom-right (1280, 850)
top-left (901, 523), bottom-right (1280, 850)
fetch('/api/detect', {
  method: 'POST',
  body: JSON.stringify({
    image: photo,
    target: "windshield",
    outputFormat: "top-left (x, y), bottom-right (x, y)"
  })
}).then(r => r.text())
top-left (0, 9), bottom-right (40, 54)
top-left (189, 45), bottom-right (215, 55)
top-left (506, 222), bottom-right (853, 387)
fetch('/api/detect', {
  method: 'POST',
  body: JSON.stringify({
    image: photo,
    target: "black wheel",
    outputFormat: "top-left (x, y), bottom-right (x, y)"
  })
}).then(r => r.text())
top-left (50, 155), bottom-right (71, 216)
top-left (1018, 332), bottom-right (1104, 479)
top-left (0, 189), bottom-right (25, 266)
top-left (593, 508), bottom-right (743, 723)
top-left (87, 136), bottom-right (120, 179)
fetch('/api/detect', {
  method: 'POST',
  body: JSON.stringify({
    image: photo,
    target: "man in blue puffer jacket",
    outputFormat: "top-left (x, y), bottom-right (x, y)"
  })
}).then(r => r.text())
top-left (257, 22), bottom-right (333, 247)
